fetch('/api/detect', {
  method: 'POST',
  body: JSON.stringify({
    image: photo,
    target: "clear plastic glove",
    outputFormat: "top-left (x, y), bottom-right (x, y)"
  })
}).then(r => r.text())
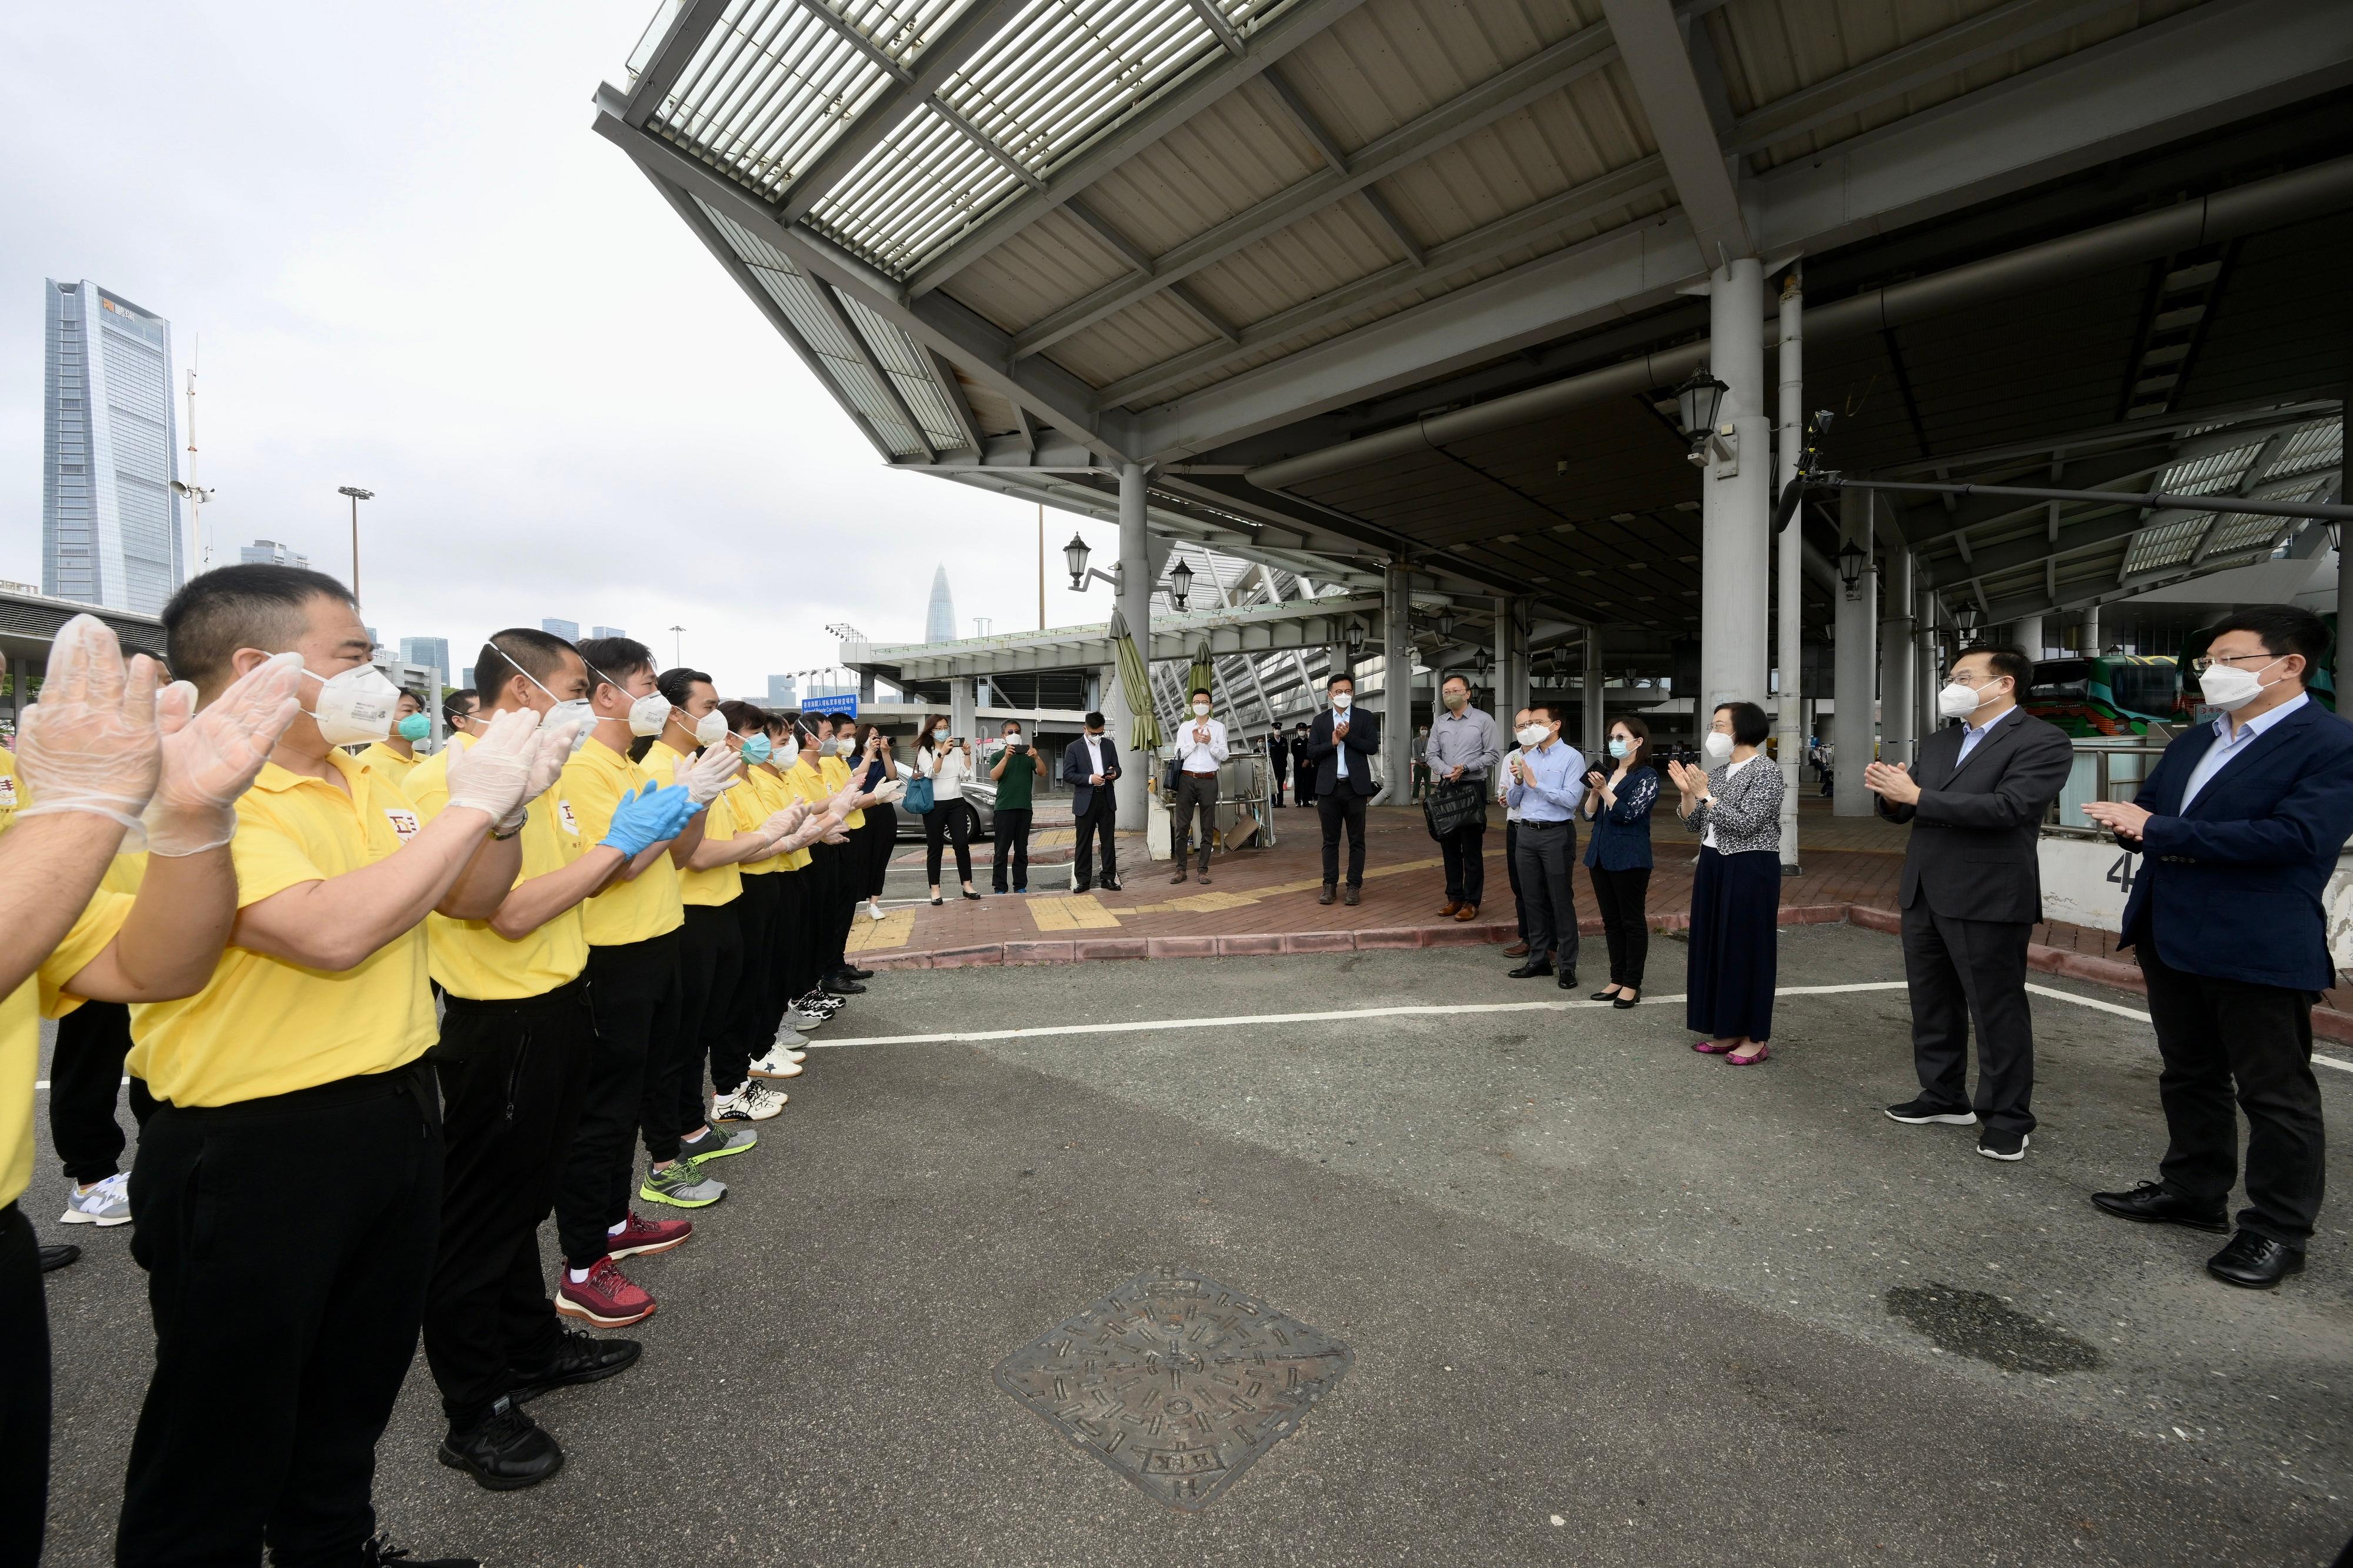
top-left (522, 716), bottom-right (589, 802)
top-left (755, 801), bottom-right (810, 845)
top-left (677, 746), bottom-right (741, 806)
top-left (143, 653), bottom-right (304, 856)
top-left (444, 708), bottom-right (541, 826)
top-left (599, 780), bottom-right (697, 857)
top-left (825, 779), bottom-right (864, 820)
top-left (870, 778), bottom-right (907, 806)
top-left (821, 825), bottom-right (852, 845)
top-left (12, 614), bottom-right (164, 837)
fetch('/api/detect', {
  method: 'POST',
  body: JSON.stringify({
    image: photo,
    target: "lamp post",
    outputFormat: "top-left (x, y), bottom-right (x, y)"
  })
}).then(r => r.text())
top-left (338, 486), bottom-right (374, 598)
top-left (1673, 371), bottom-right (1735, 473)
top-left (668, 625), bottom-right (685, 666)
top-left (1064, 532), bottom-right (1121, 593)
top-left (1168, 555), bottom-right (1194, 613)
top-left (1835, 538), bottom-right (1865, 599)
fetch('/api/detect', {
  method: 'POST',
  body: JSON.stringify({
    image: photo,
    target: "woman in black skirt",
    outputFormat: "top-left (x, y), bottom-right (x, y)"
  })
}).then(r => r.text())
top-left (1667, 700), bottom-right (1784, 1065)
top-left (853, 723), bottom-right (897, 922)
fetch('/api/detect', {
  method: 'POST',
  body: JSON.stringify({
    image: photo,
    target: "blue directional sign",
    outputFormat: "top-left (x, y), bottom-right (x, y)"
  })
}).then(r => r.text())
top-left (802, 692), bottom-right (859, 718)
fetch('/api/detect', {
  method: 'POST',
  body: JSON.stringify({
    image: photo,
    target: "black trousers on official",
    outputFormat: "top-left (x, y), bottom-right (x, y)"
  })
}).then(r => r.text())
top-left (561, 931), bottom-right (681, 1267)
top-left (715, 875), bottom-right (779, 1096)
top-left (861, 803), bottom-right (897, 898)
top-left (1901, 899), bottom-right (2037, 1137)
top-left (2139, 940), bottom-right (2327, 1246)
top-left (1505, 822), bottom-right (1527, 939)
top-left (1438, 817), bottom-right (1487, 906)
top-left (1, 1204), bottom-right (46, 1567)
top-left (773, 868), bottom-right (818, 1017)
top-left (924, 804), bottom-right (972, 888)
top-left (422, 978), bottom-right (592, 1426)
top-left (1317, 790), bottom-right (1368, 887)
top-left (663, 903), bottom-right (741, 1151)
top-left (1511, 819), bottom-right (1578, 970)
top-left (1588, 865), bottom-right (1652, 989)
top-left (49, 999), bottom-right (158, 1183)
top-left (1074, 793), bottom-right (1118, 886)
top-left (121, 1066), bottom-right (442, 1566)
top-left (993, 806), bottom-right (1033, 890)
top-left (1171, 773), bottom-right (1217, 872)
top-left (809, 840), bottom-right (856, 978)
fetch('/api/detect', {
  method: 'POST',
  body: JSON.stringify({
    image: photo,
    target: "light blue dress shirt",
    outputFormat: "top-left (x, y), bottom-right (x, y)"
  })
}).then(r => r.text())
top-left (1505, 739), bottom-right (1585, 822)
top-left (2179, 692), bottom-right (2307, 810)
top-left (1954, 705), bottom-right (2015, 768)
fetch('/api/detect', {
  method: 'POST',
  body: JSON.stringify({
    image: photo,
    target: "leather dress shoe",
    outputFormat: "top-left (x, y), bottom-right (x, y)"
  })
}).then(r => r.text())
top-left (1170, 869), bottom-right (1190, 884)
top-left (39, 1243), bottom-right (79, 1273)
top-left (841, 963), bottom-right (875, 980)
top-left (1506, 962), bottom-right (1554, 979)
top-left (2089, 1181), bottom-right (2229, 1233)
top-left (1502, 941), bottom-right (1529, 958)
top-left (438, 1397), bottom-right (563, 1491)
top-left (824, 975), bottom-right (867, 996)
top-left (1342, 886), bottom-right (1360, 906)
top-left (1100, 879), bottom-right (1124, 892)
top-left (1556, 970), bottom-right (1577, 989)
top-left (1318, 885), bottom-right (1337, 906)
top-left (507, 1326), bottom-right (642, 1404)
top-left (1436, 900), bottom-right (1462, 917)
top-left (2207, 1229), bottom-right (2305, 1289)
top-left (1454, 903), bottom-right (1479, 922)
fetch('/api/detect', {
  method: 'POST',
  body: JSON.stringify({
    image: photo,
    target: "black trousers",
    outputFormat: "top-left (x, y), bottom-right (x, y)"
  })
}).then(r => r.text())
top-left (1511, 819), bottom-right (1578, 969)
top-left (993, 806), bottom-right (1034, 890)
top-left (1438, 818), bottom-right (1487, 906)
top-left (1, 1203), bottom-right (46, 1568)
top-left (121, 1065), bottom-right (442, 1566)
top-left (1901, 900), bottom-right (2037, 1136)
top-left (808, 840), bottom-right (856, 977)
top-left (1171, 773), bottom-right (1217, 872)
top-left (773, 868), bottom-right (818, 1016)
top-left (715, 874), bottom-right (778, 1096)
top-left (1505, 822), bottom-right (1527, 939)
top-left (561, 931), bottom-right (681, 1267)
top-left (924, 804), bottom-right (972, 888)
top-left (861, 803), bottom-right (896, 898)
top-left (422, 978), bottom-right (592, 1426)
top-left (1074, 793), bottom-right (1118, 886)
top-left (2139, 942), bottom-right (2326, 1246)
top-left (665, 903), bottom-right (742, 1151)
top-left (1317, 790), bottom-right (1368, 887)
top-left (49, 999), bottom-right (156, 1183)
top-left (1588, 865), bottom-right (1652, 988)
top-left (1270, 773), bottom-right (1287, 807)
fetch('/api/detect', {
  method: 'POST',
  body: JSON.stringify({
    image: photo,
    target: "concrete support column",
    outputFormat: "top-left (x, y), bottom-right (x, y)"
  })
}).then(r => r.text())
top-left (1774, 268), bottom-right (1804, 868)
top-left (1381, 565), bottom-right (1412, 793)
top-left (949, 676), bottom-right (976, 743)
top-left (1877, 534), bottom-right (1915, 766)
top-left (1581, 627), bottom-right (1605, 760)
top-left (1495, 597), bottom-right (1529, 735)
top-left (2081, 603), bottom-right (2102, 655)
top-left (1917, 588), bottom-right (1942, 756)
top-left (1833, 488), bottom-right (1878, 818)
top-left (2012, 614), bottom-right (2044, 659)
top-left (1113, 460), bottom-right (1152, 827)
top-left (1701, 255), bottom-right (1771, 712)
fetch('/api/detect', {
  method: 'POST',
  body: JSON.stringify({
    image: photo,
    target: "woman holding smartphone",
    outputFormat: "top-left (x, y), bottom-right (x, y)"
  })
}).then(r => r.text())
top-left (915, 714), bottom-right (977, 905)
top-left (1580, 715), bottom-right (1659, 1008)
top-left (855, 724), bottom-right (896, 920)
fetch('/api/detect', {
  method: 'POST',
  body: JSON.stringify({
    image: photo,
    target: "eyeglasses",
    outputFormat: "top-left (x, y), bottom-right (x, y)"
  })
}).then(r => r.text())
top-left (1938, 670), bottom-right (2007, 688)
top-left (2186, 652), bottom-right (2278, 675)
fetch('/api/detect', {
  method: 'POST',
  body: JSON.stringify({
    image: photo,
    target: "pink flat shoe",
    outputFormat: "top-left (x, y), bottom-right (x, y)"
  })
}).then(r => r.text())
top-left (1692, 1039), bottom-right (1734, 1055)
top-left (1726, 1043), bottom-right (1772, 1066)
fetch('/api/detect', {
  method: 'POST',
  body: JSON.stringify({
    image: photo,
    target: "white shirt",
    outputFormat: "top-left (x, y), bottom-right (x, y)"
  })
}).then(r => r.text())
top-left (1332, 708), bottom-right (1354, 778)
top-left (2179, 692), bottom-right (2307, 810)
top-left (1172, 716), bottom-right (1229, 773)
top-left (1702, 754), bottom-right (1759, 850)
top-left (916, 743), bottom-right (969, 800)
top-left (1079, 732), bottom-right (1109, 780)
top-left (1498, 748), bottom-right (1524, 823)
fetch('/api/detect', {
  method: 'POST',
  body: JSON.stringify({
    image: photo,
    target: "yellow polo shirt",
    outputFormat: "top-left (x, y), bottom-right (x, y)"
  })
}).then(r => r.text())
top-left (128, 749), bottom-right (436, 1107)
top-left (0, 745), bottom-right (18, 833)
top-left (728, 772), bottom-right (788, 876)
top-left (819, 753), bottom-right (866, 830)
top-left (751, 766), bottom-right (811, 873)
top-left (560, 738), bottom-right (686, 946)
top-left (355, 740), bottom-right (421, 789)
top-left (1, 890), bottom-right (131, 1207)
top-left (648, 740), bottom-right (741, 908)
top-left (411, 756), bottom-right (589, 1003)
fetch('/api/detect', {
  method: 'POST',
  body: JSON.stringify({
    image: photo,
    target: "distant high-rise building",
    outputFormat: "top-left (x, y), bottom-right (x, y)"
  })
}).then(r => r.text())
top-left (43, 279), bottom-right (184, 612)
top-left (238, 539), bottom-right (309, 569)
top-left (461, 665), bottom-right (475, 689)
top-left (925, 564), bottom-right (956, 643)
top-left (592, 625), bottom-right (625, 640)
top-left (401, 636), bottom-right (451, 678)
top-left (766, 674), bottom-right (798, 707)
top-left (542, 618), bottom-right (579, 642)
top-left (364, 626), bottom-right (380, 648)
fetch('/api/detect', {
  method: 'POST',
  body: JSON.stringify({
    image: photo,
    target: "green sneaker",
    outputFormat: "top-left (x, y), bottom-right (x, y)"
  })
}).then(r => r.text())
top-left (639, 1160), bottom-right (726, 1209)
top-left (679, 1122), bottom-right (756, 1165)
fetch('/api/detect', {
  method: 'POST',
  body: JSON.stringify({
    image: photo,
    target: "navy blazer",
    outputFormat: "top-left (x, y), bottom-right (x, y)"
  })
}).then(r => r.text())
top-left (1301, 709), bottom-right (1380, 798)
top-left (2118, 697), bottom-right (2353, 991)
top-left (1581, 764), bottom-right (1658, 871)
top-left (1059, 732), bottom-right (1121, 818)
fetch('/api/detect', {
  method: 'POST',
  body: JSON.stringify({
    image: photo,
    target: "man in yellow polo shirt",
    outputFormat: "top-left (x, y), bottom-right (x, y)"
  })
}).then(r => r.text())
top-left (354, 686), bottom-right (430, 786)
top-left (411, 629), bottom-right (696, 1492)
top-left (0, 613), bottom-right (301, 1566)
top-left (0, 738), bottom-right (17, 832)
top-left (118, 565), bottom-right (551, 1567)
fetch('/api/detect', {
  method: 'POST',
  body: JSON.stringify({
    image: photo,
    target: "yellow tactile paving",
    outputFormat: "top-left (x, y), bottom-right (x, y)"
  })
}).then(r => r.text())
top-left (846, 908), bottom-right (917, 953)
top-left (1026, 894), bottom-right (1124, 932)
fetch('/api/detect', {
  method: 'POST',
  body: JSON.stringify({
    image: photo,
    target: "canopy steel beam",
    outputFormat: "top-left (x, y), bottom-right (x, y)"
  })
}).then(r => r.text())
top-left (1817, 477), bottom-right (2353, 526)
top-left (621, 0), bottom-right (735, 128)
top-left (1597, 0), bottom-right (1751, 265)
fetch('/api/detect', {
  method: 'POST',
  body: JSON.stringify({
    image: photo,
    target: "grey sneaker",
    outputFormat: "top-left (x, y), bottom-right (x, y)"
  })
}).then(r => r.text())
top-left (678, 1123), bottom-right (756, 1165)
top-left (638, 1160), bottom-right (726, 1209)
top-left (61, 1172), bottom-right (131, 1226)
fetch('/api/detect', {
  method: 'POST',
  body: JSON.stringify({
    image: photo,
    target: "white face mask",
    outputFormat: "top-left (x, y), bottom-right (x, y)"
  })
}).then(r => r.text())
top-left (301, 663), bottom-right (401, 747)
top-left (1192, 700), bottom-right (1211, 716)
top-left (1514, 723), bottom-right (1549, 749)
top-left (1936, 678), bottom-right (2004, 720)
top-left (836, 736), bottom-right (856, 757)
top-left (2198, 655), bottom-right (2285, 713)
top-left (504, 660), bottom-right (594, 753)
top-left (688, 708), bottom-right (727, 749)
top-left (624, 692), bottom-right (668, 737)
top-left (1703, 731), bottom-right (1734, 763)
top-left (1331, 692), bottom-right (1352, 710)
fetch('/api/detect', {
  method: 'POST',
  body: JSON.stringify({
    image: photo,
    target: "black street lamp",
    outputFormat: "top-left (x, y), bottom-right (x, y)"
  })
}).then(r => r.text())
top-left (1835, 538), bottom-right (1865, 599)
top-left (1168, 555), bottom-right (1194, 612)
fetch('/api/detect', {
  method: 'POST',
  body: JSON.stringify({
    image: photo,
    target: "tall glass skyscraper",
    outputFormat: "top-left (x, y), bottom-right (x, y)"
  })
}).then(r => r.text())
top-left (42, 280), bottom-right (184, 613)
top-left (925, 564), bottom-right (956, 643)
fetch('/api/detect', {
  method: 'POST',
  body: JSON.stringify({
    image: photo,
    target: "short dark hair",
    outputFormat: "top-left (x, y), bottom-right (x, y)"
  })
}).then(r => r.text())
top-left (443, 688), bottom-right (479, 724)
top-left (1716, 700), bottom-right (1771, 747)
top-left (161, 563), bottom-right (356, 689)
top-left (1189, 686), bottom-right (1211, 701)
top-left (656, 666), bottom-right (714, 709)
top-left (1960, 643), bottom-right (2034, 690)
top-left (2207, 605), bottom-right (2332, 670)
top-left (1002, 719), bottom-right (1023, 732)
top-left (577, 635), bottom-right (655, 695)
top-left (1327, 672), bottom-right (1354, 690)
top-left (476, 627), bottom-right (580, 708)
top-left (1441, 673), bottom-right (1470, 692)
top-left (1084, 710), bottom-right (1105, 729)
top-left (394, 689), bottom-right (425, 713)
top-left (716, 698), bottom-right (766, 736)
top-left (1528, 699), bottom-right (1564, 725)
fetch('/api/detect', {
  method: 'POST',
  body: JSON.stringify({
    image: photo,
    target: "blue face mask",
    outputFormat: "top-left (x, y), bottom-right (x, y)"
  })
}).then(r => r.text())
top-left (1607, 738), bottom-right (1631, 759)
top-left (739, 733), bottom-right (772, 766)
top-left (396, 713), bottom-right (431, 742)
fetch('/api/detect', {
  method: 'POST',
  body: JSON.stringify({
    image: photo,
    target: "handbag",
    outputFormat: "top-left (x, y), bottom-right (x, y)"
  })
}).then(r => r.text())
top-left (1424, 777), bottom-right (1487, 838)
top-left (903, 775), bottom-right (935, 816)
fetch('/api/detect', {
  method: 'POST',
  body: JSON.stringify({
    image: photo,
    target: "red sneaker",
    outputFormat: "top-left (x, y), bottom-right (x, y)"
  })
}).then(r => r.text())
top-left (556, 1257), bottom-right (656, 1328)
top-left (606, 1210), bottom-right (692, 1260)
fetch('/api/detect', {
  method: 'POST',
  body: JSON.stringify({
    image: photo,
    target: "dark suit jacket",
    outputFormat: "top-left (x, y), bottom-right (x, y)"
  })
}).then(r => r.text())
top-left (1877, 706), bottom-right (2075, 924)
top-left (2117, 697), bottom-right (2353, 991)
top-left (1059, 732), bottom-right (1121, 819)
top-left (1289, 736), bottom-right (1312, 786)
top-left (1302, 709), bottom-right (1381, 798)
top-left (1266, 740), bottom-right (1289, 784)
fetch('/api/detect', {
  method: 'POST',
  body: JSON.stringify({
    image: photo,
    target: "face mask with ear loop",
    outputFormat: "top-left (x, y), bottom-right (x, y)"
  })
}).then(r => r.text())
top-left (494, 644), bottom-right (594, 753)
top-left (299, 663), bottom-right (402, 747)
top-left (588, 663), bottom-right (671, 738)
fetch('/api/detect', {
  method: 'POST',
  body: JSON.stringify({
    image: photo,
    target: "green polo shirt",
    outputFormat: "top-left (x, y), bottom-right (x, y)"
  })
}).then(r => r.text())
top-left (994, 746), bottom-right (1037, 810)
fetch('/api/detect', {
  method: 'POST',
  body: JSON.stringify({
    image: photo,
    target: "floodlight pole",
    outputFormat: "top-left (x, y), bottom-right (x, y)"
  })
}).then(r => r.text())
top-left (338, 486), bottom-right (374, 598)
top-left (1775, 267), bottom-right (1804, 872)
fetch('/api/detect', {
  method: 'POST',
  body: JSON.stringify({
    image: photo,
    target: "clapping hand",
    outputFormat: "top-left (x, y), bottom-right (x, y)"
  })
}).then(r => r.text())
top-left (2082, 800), bottom-right (2153, 840)
top-left (12, 613), bottom-right (165, 835)
top-left (1665, 759), bottom-right (1705, 798)
top-left (1862, 759), bottom-right (1920, 805)
top-left (144, 653), bottom-right (305, 855)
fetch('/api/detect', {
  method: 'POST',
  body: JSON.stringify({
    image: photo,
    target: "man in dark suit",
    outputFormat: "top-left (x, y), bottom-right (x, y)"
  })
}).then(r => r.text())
top-left (2084, 606), bottom-right (2353, 1289)
top-left (1867, 645), bottom-right (2074, 1162)
top-left (1302, 673), bottom-right (1380, 905)
top-left (1266, 727), bottom-right (1289, 807)
top-left (1289, 723), bottom-right (1312, 809)
top-left (1059, 710), bottom-right (1124, 892)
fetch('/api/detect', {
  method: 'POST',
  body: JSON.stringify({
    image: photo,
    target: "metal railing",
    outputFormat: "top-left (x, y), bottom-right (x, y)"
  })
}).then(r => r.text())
top-left (2043, 742), bottom-right (2169, 837)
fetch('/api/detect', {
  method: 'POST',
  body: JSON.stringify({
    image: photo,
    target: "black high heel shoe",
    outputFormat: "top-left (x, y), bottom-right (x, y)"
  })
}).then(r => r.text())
top-left (1588, 989), bottom-right (1618, 1002)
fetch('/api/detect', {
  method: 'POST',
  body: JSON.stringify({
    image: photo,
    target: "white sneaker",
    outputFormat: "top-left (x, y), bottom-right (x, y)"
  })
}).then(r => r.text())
top-left (712, 1081), bottom-right (787, 1122)
top-left (868, 904), bottom-right (886, 922)
top-left (746, 1049), bottom-right (805, 1080)
top-left (61, 1172), bottom-right (131, 1226)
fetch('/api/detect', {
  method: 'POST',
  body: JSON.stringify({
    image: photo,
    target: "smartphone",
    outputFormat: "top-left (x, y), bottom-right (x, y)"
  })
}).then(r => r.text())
top-left (950, 736), bottom-right (964, 746)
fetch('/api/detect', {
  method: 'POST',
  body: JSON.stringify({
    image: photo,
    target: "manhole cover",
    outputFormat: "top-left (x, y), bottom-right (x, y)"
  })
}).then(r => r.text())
top-left (994, 1266), bottom-right (1354, 1510)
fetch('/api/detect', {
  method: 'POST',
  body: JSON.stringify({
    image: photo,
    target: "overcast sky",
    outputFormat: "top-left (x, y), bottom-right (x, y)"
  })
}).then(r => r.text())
top-left (0, 0), bottom-right (1122, 694)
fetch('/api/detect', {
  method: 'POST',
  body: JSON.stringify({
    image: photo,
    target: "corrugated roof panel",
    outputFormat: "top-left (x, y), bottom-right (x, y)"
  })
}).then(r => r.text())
top-left (1045, 291), bottom-right (1221, 388)
top-left (1075, 79), bottom-right (1330, 262)
top-left (2271, 417), bottom-right (2343, 476)
top-left (2122, 513), bottom-right (2210, 575)
top-left (954, 207), bottom-right (1141, 335)
top-left (838, 294), bottom-right (968, 449)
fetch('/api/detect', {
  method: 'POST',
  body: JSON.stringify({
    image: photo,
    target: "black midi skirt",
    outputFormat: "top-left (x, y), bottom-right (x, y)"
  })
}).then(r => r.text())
top-left (1685, 846), bottom-right (1780, 1042)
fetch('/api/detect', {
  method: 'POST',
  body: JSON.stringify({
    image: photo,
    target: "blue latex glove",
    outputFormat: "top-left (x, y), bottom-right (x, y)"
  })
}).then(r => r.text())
top-left (599, 780), bottom-right (697, 856)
